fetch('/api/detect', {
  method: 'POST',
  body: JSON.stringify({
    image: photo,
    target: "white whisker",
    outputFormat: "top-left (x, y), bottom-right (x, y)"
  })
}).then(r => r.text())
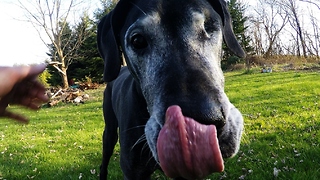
top-left (130, 2), bottom-right (147, 15)
top-left (131, 134), bottom-right (147, 151)
top-left (122, 125), bottom-right (146, 133)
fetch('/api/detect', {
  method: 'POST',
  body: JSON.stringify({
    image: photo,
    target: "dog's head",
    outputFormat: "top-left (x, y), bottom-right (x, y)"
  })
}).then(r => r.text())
top-left (98, 0), bottom-right (244, 179)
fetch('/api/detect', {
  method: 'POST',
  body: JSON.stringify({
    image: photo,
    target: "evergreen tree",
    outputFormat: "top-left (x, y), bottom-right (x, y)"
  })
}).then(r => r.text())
top-left (70, 0), bottom-right (119, 82)
top-left (66, 0), bottom-right (119, 84)
top-left (67, 14), bottom-right (105, 83)
top-left (67, 28), bottom-right (104, 82)
top-left (94, 0), bottom-right (119, 21)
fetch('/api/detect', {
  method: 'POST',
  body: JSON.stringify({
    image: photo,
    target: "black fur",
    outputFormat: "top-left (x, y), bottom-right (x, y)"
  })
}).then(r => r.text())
top-left (98, 0), bottom-right (244, 179)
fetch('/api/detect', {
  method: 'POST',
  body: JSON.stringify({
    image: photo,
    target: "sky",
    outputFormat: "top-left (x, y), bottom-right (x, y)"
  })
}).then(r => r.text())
top-left (0, 1), bottom-right (47, 66)
top-left (0, 0), bottom-right (100, 66)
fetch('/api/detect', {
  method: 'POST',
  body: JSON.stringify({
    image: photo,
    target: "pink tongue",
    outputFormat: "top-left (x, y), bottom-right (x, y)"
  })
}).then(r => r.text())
top-left (157, 105), bottom-right (224, 180)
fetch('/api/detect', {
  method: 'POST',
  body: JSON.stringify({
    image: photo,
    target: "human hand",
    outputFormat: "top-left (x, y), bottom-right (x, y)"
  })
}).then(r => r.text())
top-left (0, 64), bottom-right (49, 123)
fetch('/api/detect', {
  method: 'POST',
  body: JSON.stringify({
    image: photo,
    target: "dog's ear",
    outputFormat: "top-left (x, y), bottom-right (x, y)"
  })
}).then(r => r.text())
top-left (97, 12), bottom-right (121, 82)
top-left (208, 0), bottom-right (246, 58)
top-left (97, 0), bottom-right (134, 82)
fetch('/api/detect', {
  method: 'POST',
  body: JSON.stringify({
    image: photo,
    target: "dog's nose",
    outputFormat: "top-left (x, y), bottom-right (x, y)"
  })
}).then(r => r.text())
top-left (182, 106), bottom-right (226, 129)
top-left (203, 107), bottom-right (226, 129)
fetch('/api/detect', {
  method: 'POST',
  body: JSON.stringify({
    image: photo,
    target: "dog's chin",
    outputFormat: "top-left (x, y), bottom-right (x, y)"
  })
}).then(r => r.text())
top-left (145, 105), bottom-right (243, 180)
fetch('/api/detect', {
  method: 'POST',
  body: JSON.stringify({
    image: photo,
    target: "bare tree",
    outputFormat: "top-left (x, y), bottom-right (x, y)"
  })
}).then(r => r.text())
top-left (251, 0), bottom-right (288, 58)
top-left (304, 9), bottom-right (320, 57)
top-left (280, 0), bottom-right (307, 57)
top-left (18, 0), bottom-right (89, 88)
top-left (300, 0), bottom-right (320, 57)
top-left (249, 19), bottom-right (264, 56)
top-left (300, 0), bottom-right (320, 10)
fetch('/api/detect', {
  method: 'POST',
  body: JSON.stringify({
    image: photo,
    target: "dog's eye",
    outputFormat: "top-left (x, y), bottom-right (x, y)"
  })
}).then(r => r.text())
top-left (204, 19), bottom-right (219, 35)
top-left (131, 34), bottom-right (148, 49)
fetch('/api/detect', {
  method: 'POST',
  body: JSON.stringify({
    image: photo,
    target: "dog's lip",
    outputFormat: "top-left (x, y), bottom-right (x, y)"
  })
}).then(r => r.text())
top-left (157, 105), bottom-right (224, 179)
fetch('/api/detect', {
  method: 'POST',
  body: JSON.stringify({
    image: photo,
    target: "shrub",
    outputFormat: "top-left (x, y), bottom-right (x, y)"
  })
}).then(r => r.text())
top-left (222, 55), bottom-right (243, 70)
top-left (38, 69), bottom-right (51, 87)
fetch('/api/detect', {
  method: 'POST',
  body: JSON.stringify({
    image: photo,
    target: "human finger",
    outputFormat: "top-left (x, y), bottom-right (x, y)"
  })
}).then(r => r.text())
top-left (28, 97), bottom-right (47, 109)
top-left (11, 80), bottom-right (48, 105)
top-left (1, 110), bottom-right (29, 124)
top-left (19, 97), bottom-right (41, 110)
top-left (30, 81), bottom-right (49, 102)
top-left (23, 82), bottom-right (49, 102)
top-left (0, 64), bottom-right (46, 97)
top-left (15, 64), bottom-right (47, 82)
top-left (10, 93), bottom-right (47, 110)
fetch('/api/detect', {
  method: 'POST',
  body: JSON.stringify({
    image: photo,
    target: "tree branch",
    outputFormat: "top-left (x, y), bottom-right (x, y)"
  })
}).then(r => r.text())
top-left (300, 0), bottom-right (320, 10)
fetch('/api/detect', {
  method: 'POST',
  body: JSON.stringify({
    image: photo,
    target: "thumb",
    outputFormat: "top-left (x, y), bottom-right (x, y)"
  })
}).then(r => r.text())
top-left (16, 64), bottom-right (47, 81)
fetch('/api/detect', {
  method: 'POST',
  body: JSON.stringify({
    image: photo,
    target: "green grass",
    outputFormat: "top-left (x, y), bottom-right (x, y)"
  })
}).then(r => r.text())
top-left (0, 88), bottom-right (105, 180)
top-left (1, 70), bottom-right (320, 179)
top-left (214, 70), bottom-right (320, 180)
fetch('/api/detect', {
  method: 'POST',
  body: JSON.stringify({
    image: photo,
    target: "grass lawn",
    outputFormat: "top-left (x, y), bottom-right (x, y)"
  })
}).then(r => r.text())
top-left (217, 70), bottom-right (320, 180)
top-left (0, 88), bottom-right (105, 180)
top-left (1, 70), bottom-right (320, 179)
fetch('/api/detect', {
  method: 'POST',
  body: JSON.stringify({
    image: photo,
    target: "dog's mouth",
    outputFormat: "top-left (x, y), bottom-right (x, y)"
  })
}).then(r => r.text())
top-left (157, 105), bottom-right (224, 180)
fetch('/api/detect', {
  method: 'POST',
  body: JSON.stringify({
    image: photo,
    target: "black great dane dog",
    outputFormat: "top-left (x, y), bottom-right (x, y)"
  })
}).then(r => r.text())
top-left (98, 0), bottom-right (245, 179)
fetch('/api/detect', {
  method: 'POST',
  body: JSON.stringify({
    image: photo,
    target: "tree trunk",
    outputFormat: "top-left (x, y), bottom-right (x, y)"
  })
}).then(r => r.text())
top-left (293, 8), bottom-right (307, 57)
top-left (61, 66), bottom-right (69, 89)
top-left (245, 57), bottom-right (251, 72)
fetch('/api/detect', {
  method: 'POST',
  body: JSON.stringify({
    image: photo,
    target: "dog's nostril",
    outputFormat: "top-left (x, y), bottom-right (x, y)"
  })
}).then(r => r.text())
top-left (186, 110), bottom-right (226, 129)
top-left (214, 116), bottom-right (226, 129)
top-left (218, 107), bottom-right (227, 128)
top-left (131, 33), bottom-right (148, 49)
top-left (221, 107), bottom-right (226, 121)
top-left (197, 115), bottom-right (225, 129)
top-left (201, 107), bottom-right (226, 129)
